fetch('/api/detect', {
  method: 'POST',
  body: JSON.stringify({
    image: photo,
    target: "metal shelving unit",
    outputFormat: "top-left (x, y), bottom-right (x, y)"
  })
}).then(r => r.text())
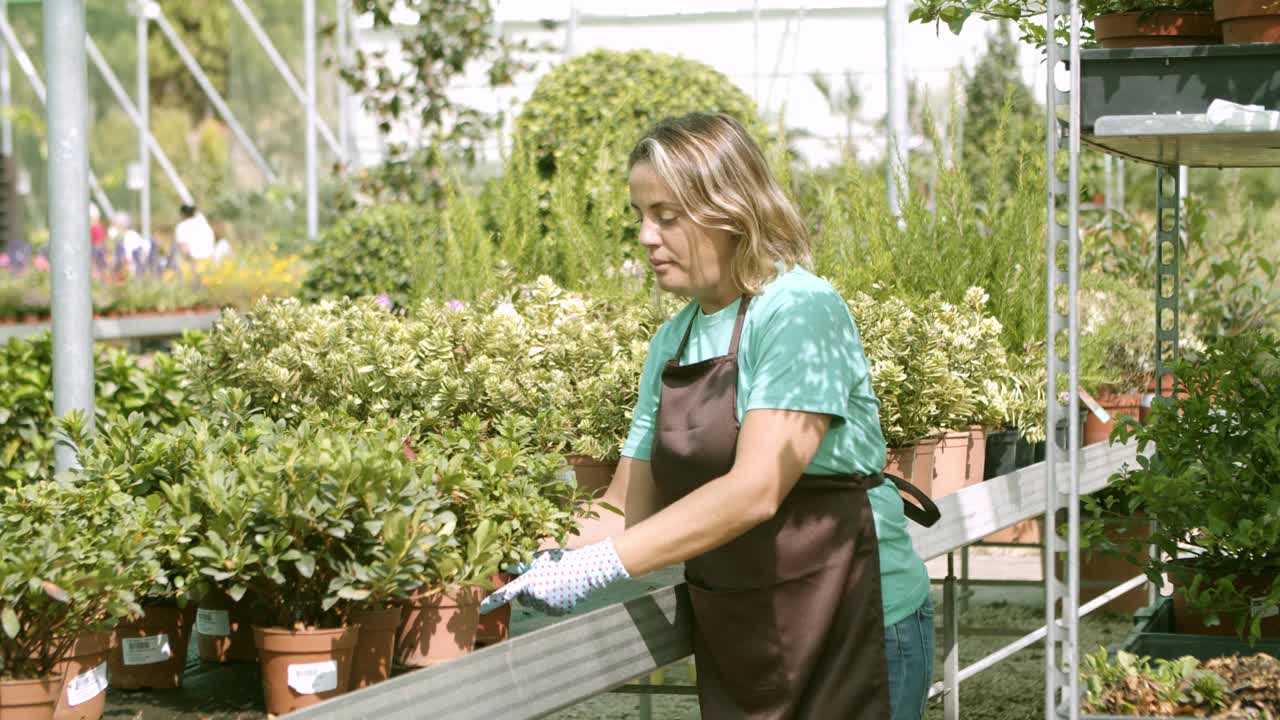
top-left (1043, 9), bottom-right (1280, 720)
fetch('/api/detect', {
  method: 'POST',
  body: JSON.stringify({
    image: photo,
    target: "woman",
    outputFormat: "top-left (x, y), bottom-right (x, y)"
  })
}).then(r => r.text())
top-left (482, 112), bottom-right (938, 720)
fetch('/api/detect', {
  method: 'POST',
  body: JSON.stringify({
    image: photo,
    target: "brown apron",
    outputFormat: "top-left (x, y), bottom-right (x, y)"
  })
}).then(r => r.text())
top-left (650, 295), bottom-right (938, 720)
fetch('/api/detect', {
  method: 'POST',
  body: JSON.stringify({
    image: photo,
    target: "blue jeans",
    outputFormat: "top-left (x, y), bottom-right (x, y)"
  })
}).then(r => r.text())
top-left (885, 598), bottom-right (935, 720)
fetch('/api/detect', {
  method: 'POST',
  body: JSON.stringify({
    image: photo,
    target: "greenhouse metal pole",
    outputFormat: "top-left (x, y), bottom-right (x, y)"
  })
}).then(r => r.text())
top-left (84, 35), bottom-right (192, 205)
top-left (884, 0), bottom-right (908, 217)
top-left (152, 7), bottom-right (278, 184)
top-left (0, 0), bottom-right (10, 158)
top-left (565, 2), bottom-right (577, 58)
top-left (0, 15), bottom-right (115, 219)
top-left (304, 0), bottom-right (317, 241)
top-left (336, 0), bottom-right (349, 161)
top-left (137, 2), bottom-right (149, 246)
top-left (45, 0), bottom-right (94, 472)
top-left (752, 0), bottom-right (760, 102)
top-left (227, 0), bottom-right (344, 161)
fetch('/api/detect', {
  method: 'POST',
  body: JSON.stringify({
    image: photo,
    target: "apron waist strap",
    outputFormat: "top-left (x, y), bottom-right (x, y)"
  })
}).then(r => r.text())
top-left (884, 473), bottom-right (942, 528)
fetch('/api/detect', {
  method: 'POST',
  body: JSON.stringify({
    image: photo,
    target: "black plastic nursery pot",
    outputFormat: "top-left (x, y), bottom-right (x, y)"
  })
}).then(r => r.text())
top-left (1118, 596), bottom-right (1280, 660)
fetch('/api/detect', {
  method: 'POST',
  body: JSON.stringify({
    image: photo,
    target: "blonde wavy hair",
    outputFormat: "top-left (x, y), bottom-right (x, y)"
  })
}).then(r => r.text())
top-left (628, 112), bottom-right (811, 295)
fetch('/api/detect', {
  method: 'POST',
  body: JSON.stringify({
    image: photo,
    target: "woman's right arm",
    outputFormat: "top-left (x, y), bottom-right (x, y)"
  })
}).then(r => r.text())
top-left (559, 457), bottom-right (658, 549)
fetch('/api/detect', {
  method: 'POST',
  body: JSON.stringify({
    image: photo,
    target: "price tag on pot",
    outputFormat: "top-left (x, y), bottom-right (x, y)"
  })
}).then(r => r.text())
top-left (287, 660), bottom-right (338, 694)
top-left (122, 633), bottom-right (172, 665)
top-left (1251, 596), bottom-right (1279, 620)
top-left (196, 608), bottom-right (231, 636)
top-left (65, 662), bottom-right (109, 707)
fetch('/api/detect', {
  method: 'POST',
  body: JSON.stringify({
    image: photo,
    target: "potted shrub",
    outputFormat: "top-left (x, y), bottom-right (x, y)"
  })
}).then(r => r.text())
top-left (845, 290), bottom-right (968, 494)
top-left (1104, 332), bottom-right (1280, 641)
top-left (185, 395), bottom-right (454, 713)
top-left (397, 414), bottom-right (586, 662)
top-left (909, 0), bottom-right (1221, 47)
top-left (929, 287), bottom-right (1016, 492)
top-left (0, 472), bottom-right (152, 720)
top-left (61, 414), bottom-right (204, 691)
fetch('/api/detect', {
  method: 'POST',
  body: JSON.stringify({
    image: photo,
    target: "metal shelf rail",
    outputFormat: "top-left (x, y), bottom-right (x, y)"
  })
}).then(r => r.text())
top-left (287, 439), bottom-right (1140, 720)
top-left (0, 309), bottom-right (219, 342)
top-left (1046, 4), bottom-right (1280, 720)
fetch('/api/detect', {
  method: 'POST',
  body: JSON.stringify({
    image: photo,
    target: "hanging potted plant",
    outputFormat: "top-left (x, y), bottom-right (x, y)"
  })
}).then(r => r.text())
top-left (909, 0), bottom-right (1222, 47)
top-left (1103, 332), bottom-right (1280, 641)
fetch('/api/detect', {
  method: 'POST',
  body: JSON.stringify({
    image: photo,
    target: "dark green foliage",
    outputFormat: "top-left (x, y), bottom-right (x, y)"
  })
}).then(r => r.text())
top-left (300, 204), bottom-right (437, 305)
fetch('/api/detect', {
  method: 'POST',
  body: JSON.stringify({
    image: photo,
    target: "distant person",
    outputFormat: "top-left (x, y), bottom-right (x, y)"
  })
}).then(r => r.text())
top-left (175, 203), bottom-right (216, 262)
top-left (111, 212), bottom-right (149, 274)
top-left (89, 204), bottom-right (107, 272)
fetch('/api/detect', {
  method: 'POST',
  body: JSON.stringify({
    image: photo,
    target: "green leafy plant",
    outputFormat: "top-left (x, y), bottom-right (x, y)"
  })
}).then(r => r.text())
top-left (181, 393), bottom-right (457, 628)
top-left (0, 334), bottom-right (191, 487)
top-left (0, 453), bottom-right (156, 679)
top-left (1103, 333), bottom-right (1280, 641)
top-left (1081, 648), bottom-right (1233, 716)
top-left (300, 204), bottom-right (438, 307)
top-left (909, 0), bottom-right (1212, 46)
top-left (844, 291), bottom-right (965, 448)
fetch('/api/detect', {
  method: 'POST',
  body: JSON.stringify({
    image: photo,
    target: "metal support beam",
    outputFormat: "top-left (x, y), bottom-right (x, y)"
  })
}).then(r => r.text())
top-left (45, 0), bottom-right (94, 472)
top-left (81, 17), bottom-right (192, 205)
top-left (151, 7), bottom-right (277, 184)
top-left (944, 554), bottom-right (960, 720)
top-left (1045, 0), bottom-right (1083, 716)
top-left (136, 4), bottom-right (150, 245)
top-left (228, 0), bottom-right (344, 162)
top-left (336, 0), bottom-right (350, 162)
top-left (885, 0), bottom-right (908, 217)
top-left (304, 0), bottom-right (317, 241)
top-left (0, 14), bottom-right (115, 219)
top-left (0, 0), bottom-right (11, 157)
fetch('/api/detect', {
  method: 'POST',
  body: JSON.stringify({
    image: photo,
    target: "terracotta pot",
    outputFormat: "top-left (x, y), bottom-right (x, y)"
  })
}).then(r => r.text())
top-left (965, 426), bottom-right (987, 487)
top-left (253, 625), bottom-right (359, 716)
top-left (1170, 567), bottom-right (1280, 638)
top-left (564, 455), bottom-right (618, 499)
top-left (50, 632), bottom-right (111, 720)
top-left (1057, 516), bottom-right (1153, 614)
top-left (107, 605), bottom-right (195, 689)
top-left (395, 586), bottom-right (481, 668)
top-left (1214, 0), bottom-right (1280, 43)
top-left (1083, 393), bottom-right (1142, 446)
top-left (1094, 11), bottom-right (1222, 47)
top-left (196, 590), bottom-right (258, 664)
top-left (931, 430), bottom-right (972, 498)
top-left (0, 676), bottom-right (61, 720)
top-left (475, 574), bottom-right (514, 648)
top-left (347, 606), bottom-right (402, 689)
top-left (884, 437), bottom-right (939, 496)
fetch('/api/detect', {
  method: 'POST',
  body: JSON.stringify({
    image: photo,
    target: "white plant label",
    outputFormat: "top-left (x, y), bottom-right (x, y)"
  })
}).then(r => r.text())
top-left (65, 662), bottom-right (109, 707)
top-left (287, 660), bottom-right (338, 694)
top-left (196, 608), bottom-right (231, 636)
top-left (122, 633), bottom-right (172, 665)
top-left (1251, 596), bottom-right (1279, 620)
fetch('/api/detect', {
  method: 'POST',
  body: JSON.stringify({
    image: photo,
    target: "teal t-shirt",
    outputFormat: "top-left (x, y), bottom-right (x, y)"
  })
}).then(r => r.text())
top-left (621, 266), bottom-right (930, 627)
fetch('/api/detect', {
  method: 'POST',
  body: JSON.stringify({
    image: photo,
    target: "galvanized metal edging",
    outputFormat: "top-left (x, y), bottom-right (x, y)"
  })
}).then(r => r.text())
top-left (0, 310), bottom-right (220, 342)
top-left (287, 440), bottom-right (1140, 720)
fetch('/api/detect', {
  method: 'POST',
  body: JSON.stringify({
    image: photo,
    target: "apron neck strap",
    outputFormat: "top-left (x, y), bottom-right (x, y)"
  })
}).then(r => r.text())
top-left (673, 294), bottom-right (752, 363)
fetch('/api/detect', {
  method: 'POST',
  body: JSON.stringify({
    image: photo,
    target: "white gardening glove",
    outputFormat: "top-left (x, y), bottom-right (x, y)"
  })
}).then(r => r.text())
top-left (479, 539), bottom-right (630, 616)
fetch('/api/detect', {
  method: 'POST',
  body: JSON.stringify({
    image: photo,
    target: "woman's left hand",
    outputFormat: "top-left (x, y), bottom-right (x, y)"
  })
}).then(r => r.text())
top-left (479, 539), bottom-right (630, 616)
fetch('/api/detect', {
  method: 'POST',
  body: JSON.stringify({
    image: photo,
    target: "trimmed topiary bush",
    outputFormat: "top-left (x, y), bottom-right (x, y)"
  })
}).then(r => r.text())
top-left (501, 49), bottom-right (771, 288)
top-left (300, 204), bottom-right (437, 306)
